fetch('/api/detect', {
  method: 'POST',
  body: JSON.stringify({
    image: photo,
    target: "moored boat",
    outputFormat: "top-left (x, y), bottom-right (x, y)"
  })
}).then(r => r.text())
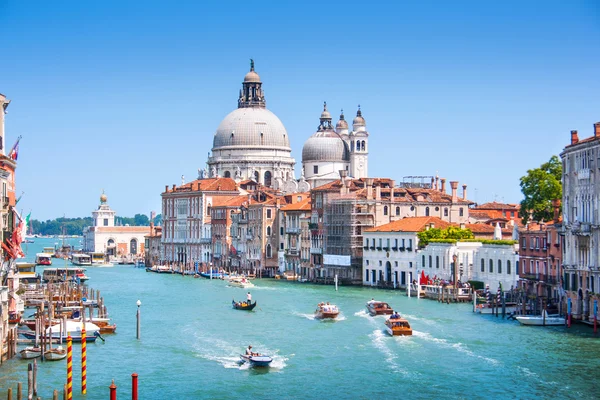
top-left (366, 300), bottom-right (393, 316)
top-left (232, 300), bottom-right (257, 311)
top-left (314, 303), bottom-right (339, 319)
top-left (44, 346), bottom-right (67, 361)
top-left (239, 354), bottom-right (273, 367)
top-left (516, 311), bottom-right (565, 326)
top-left (71, 253), bottom-right (92, 266)
top-left (384, 314), bottom-right (413, 336)
top-left (19, 346), bottom-right (42, 359)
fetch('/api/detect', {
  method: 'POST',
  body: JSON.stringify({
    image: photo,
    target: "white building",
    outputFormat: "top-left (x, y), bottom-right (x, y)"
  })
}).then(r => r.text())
top-left (205, 60), bottom-right (301, 193)
top-left (82, 193), bottom-right (148, 259)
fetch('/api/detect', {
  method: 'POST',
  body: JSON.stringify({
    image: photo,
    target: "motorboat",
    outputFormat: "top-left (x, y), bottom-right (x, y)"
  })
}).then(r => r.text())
top-left (516, 311), bottom-right (565, 326)
top-left (239, 354), bottom-right (273, 367)
top-left (314, 303), bottom-right (339, 319)
top-left (19, 347), bottom-right (42, 359)
top-left (385, 315), bottom-right (413, 336)
top-left (228, 277), bottom-right (255, 288)
top-left (366, 300), bottom-right (394, 316)
top-left (35, 253), bottom-right (53, 266)
top-left (44, 346), bottom-right (67, 361)
top-left (232, 300), bottom-right (257, 311)
top-left (22, 320), bottom-right (101, 343)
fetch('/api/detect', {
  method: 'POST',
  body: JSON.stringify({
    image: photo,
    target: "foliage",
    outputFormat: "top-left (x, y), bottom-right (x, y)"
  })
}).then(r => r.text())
top-left (417, 226), bottom-right (474, 247)
top-left (519, 155), bottom-right (562, 224)
top-left (153, 214), bottom-right (163, 225)
top-left (30, 214), bottom-right (152, 236)
top-left (459, 239), bottom-right (518, 245)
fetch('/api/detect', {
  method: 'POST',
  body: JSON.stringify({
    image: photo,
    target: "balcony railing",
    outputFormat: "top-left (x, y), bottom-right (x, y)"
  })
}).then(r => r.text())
top-left (286, 248), bottom-right (299, 256)
top-left (310, 247), bottom-right (323, 254)
top-left (286, 227), bottom-right (301, 234)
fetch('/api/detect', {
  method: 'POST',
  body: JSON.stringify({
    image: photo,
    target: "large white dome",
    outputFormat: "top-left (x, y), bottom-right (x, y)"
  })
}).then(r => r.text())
top-left (212, 107), bottom-right (291, 150)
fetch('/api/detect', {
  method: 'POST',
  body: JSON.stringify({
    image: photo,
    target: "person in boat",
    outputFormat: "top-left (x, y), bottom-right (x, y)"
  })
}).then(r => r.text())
top-left (246, 292), bottom-right (252, 305)
top-left (368, 298), bottom-right (375, 304)
top-left (246, 345), bottom-right (258, 356)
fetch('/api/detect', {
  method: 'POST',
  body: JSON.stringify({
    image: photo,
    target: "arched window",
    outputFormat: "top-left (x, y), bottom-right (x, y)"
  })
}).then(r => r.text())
top-left (489, 259), bottom-right (494, 273)
top-left (498, 260), bottom-right (502, 274)
top-left (361, 140), bottom-right (366, 151)
top-left (130, 239), bottom-right (138, 254)
top-left (429, 255), bottom-right (432, 268)
top-left (425, 207), bottom-right (430, 216)
top-left (266, 244), bottom-right (272, 258)
top-left (395, 207), bottom-right (400, 216)
top-left (266, 226), bottom-right (271, 236)
top-left (224, 171), bottom-right (231, 178)
top-left (436, 256), bottom-right (440, 268)
top-left (356, 141), bottom-right (361, 151)
top-left (507, 260), bottom-right (511, 275)
top-left (264, 171), bottom-right (272, 187)
top-left (383, 206), bottom-right (388, 216)
top-left (481, 258), bottom-right (485, 272)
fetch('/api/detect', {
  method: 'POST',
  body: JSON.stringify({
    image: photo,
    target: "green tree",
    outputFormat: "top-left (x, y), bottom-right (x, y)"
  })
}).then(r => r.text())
top-left (519, 155), bottom-right (562, 225)
top-left (417, 226), bottom-right (474, 247)
top-left (133, 214), bottom-right (149, 226)
top-left (153, 214), bottom-right (163, 225)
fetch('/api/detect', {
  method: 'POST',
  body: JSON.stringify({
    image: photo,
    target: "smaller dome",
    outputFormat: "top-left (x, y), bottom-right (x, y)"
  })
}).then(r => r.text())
top-left (320, 101), bottom-right (331, 120)
top-left (336, 109), bottom-right (348, 131)
top-left (302, 133), bottom-right (350, 163)
top-left (353, 106), bottom-right (366, 126)
top-left (244, 71), bottom-right (261, 83)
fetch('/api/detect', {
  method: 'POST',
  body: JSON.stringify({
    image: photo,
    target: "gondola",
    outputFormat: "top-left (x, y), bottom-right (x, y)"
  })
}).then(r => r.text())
top-left (232, 300), bottom-right (257, 311)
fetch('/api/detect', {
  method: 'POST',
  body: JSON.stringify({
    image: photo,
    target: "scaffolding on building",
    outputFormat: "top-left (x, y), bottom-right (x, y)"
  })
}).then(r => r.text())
top-left (399, 175), bottom-right (434, 189)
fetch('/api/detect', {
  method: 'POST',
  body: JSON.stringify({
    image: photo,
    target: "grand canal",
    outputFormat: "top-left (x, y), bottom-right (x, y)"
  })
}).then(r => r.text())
top-left (1, 239), bottom-right (599, 399)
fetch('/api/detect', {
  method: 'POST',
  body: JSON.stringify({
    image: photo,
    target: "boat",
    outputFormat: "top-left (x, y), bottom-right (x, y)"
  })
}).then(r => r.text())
top-left (90, 252), bottom-right (107, 265)
top-left (15, 262), bottom-right (41, 285)
top-left (19, 346), bottom-right (42, 359)
top-left (239, 354), bottom-right (273, 367)
top-left (366, 300), bottom-right (394, 316)
top-left (35, 253), bottom-right (53, 266)
top-left (516, 310), bottom-right (565, 326)
top-left (71, 253), bottom-right (92, 266)
top-left (200, 271), bottom-right (228, 279)
top-left (22, 320), bottom-right (101, 343)
top-left (314, 303), bottom-right (339, 319)
top-left (43, 247), bottom-right (56, 258)
top-left (42, 267), bottom-right (89, 283)
top-left (44, 346), bottom-right (67, 361)
top-left (98, 323), bottom-right (117, 334)
top-left (228, 277), bottom-right (255, 288)
top-left (384, 315), bottom-right (413, 336)
top-left (232, 300), bottom-right (257, 311)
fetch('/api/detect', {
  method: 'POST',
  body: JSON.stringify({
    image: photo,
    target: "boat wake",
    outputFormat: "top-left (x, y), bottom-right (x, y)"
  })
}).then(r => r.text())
top-left (401, 313), bottom-right (438, 326)
top-left (412, 331), bottom-right (500, 366)
top-left (293, 311), bottom-right (316, 320)
top-left (190, 333), bottom-right (287, 371)
top-left (369, 330), bottom-right (410, 376)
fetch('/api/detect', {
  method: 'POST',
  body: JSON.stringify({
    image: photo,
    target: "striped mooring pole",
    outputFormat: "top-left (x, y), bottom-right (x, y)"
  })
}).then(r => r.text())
top-left (82, 326), bottom-right (87, 394)
top-left (67, 335), bottom-right (73, 400)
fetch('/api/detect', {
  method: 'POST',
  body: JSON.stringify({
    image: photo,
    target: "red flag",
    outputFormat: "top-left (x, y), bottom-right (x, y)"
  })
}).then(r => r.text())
top-left (420, 270), bottom-right (427, 285)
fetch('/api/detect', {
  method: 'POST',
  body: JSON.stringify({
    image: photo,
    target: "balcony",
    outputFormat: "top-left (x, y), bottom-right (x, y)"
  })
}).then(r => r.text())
top-left (199, 238), bottom-right (211, 244)
top-left (286, 248), bottom-right (299, 256)
top-left (399, 247), bottom-right (406, 252)
top-left (308, 223), bottom-right (319, 230)
top-left (310, 247), bottom-right (323, 254)
top-left (376, 246), bottom-right (382, 251)
top-left (383, 247), bottom-right (390, 251)
top-left (406, 247), bottom-right (413, 252)
top-left (286, 227), bottom-right (301, 234)
top-left (391, 247), bottom-right (398, 251)
top-left (2, 196), bottom-right (9, 210)
top-left (363, 245), bottom-right (369, 250)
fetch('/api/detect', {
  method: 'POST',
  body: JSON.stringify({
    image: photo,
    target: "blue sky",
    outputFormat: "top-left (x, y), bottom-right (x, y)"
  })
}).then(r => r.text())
top-left (1, 0), bottom-right (599, 221)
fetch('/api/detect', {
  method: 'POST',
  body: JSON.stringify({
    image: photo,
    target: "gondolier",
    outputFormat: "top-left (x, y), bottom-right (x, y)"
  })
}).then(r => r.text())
top-left (247, 292), bottom-right (252, 305)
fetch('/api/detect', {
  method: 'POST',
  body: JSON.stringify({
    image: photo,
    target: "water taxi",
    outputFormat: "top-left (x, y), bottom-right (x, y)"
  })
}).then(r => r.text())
top-left (366, 300), bottom-right (393, 316)
top-left (314, 303), bottom-right (339, 319)
top-left (35, 253), bottom-right (53, 266)
top-left (384, 315), bottom-right (413, 336)
top-left (42, 267), bottom-right (89, 283)
top-left (71, 253), bottom-right (92, 266)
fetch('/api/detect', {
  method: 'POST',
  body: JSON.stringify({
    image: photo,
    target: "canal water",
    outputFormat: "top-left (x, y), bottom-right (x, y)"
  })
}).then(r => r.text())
top-left (1, 238), bottom-right (599, 399)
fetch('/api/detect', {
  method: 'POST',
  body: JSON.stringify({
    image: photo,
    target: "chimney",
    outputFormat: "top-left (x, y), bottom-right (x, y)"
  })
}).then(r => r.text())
top-left (390, 187), bottom-right (394, 199)
top-left (430, 177), bottom-right (434, 188)
top-left (276, 198), bottom-right (281, 208)
top-left (165, 185), bottom-right (169, 192)
top-left (571, 130), bottom-right (579, 145)
top-left (440, 178), bottom-right (446, 193)
top-left (375, 185), bottom-right (381, 200)
top-left (366, 178), bottom-right (374, 199)
top-left (462, 184), bottom-right (467, 201)
top-left (172, 184), bottom-right (176, 191)
top-left (595, 122), bottom-right (600, 138)
top-left (552, 199), bottom-right (561, 223)
top-left (450, 181), bottom-right (458, 203)
top-left (435, 176), bottom-right (439, 191)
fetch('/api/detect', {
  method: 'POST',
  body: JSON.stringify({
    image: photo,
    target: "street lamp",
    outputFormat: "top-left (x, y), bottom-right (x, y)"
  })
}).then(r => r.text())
top-left (136, 300), bottom-right (141, 339)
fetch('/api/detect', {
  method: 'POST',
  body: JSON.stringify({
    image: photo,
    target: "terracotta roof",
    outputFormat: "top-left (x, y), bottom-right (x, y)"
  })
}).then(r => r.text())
top-left (464, 223), bottom-right (512, 235)
top-left (365, 217), bottom-right (453, 233)
top-left (211, 195), bottom-right (249, 208)
top-left (474, 202), bottom-right (519, 211)
top-left (165, 178), bottom-right (238, 193)
top-left (281, 197), bottom-right (311, 211)
top-left (95, 226), bottom-right (150, 233)
top-left (564, 135), bottom-right (600, 149)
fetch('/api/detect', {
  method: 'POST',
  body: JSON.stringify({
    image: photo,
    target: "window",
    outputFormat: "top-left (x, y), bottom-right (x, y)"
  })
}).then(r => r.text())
top-left (429, 255), bottom-right (432, 268)
top-left (379, 238), bottom-right (382, 247)
top-left (365, 269), bottom-right (369, 281)
top-left (266, 226), bottom-right (271, 236)
top-left (522, 237), bottom-right (527, 248)
top-left (266, 209), bottom-right (272, 219)
top-left (379, 260), bottom-right (382, 266)
top-left (280, 243), bottom-right (284, 250)
top-left (481, 258), bottom-right (485, 272)
top-left (266, 244), bottom-right (272, 258)
top-left (459, 208), bottom-right (464, 217)
top-left (498, 260), bottom-right (502, 274)
top-left (313, 165), bottom-right (318, 174)
top-left (103, 218), bottom-right (108, 226)
top-left (224, 171), bottom-right (231, 178)
top-left (395, 207), bottom-right (400, 216)
top-left (366, 260), bottom-right (370, 266)
top-left (444, 208), bottom-right (448, 217)
top-left (436, 256), bottom-right (440, 268)
top-left (507, 260), bottom-right (511, 275)
top-left (383, 206), bottom-right (388, 216)
top-left (409, 262), bottom-right (413, 269)
top-left (422, 255), bottom-right (426, 268)
top-left (489, 259), bottom-right (493, 273)
top-left (425, 207), bottom-right (430, 216)
top-left (280, 227), bottom-right (284, 235)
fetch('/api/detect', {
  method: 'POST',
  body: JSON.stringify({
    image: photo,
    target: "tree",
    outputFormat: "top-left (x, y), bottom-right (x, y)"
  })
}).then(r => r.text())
top-left (519, 155), bottom-right (562, 225)
top-left (133, 214), bottom-right (149, 226)
top-left (417, 226), bottom-right (474, 247)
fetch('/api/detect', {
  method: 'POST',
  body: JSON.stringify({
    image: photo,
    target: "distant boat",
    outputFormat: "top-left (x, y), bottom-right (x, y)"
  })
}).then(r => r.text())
top-left (71, 253), bottom-right (92, 266)
top-left (314, 303), bottom-right (339, 319)
top-left (232, 300), bottom-right (257, 311)
top-left (366, 301), bottom-right (393, 316)
top-left (35, 253), bottom-right (53, 266)
top-left (199, 271), bottom-right (228, 279)
top-left (44, 346), bottom-right (67, 361)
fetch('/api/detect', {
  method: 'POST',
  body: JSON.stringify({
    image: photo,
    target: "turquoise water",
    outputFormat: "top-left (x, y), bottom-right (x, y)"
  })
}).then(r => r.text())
top-left (2, 238), bottom-right (599, 399)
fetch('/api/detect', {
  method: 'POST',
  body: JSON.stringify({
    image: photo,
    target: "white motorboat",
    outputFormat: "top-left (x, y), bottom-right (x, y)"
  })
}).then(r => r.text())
top-left (516, 311), bottom-right (565, 326)
top-left (19, 347), bottom-right (42, 359)
top-left (228, 277), bottom-right (255, 288)
top-left (44, 346), bottom-right (67, 361)
top-left (239, 354), bottom-right (273, 367)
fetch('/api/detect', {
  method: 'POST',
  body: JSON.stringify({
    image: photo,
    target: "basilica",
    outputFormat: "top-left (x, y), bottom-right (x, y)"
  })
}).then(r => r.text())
top-left (203, 61), bottom-right (370, 191)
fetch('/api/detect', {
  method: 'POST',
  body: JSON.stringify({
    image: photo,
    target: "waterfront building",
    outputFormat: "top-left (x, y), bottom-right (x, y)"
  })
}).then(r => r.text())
top-left (211, 195), bottom-right (247, 271)
top-left (204, 61), bottom-right (299, 192)
top-left (160, 177), bottom-right (240, 269)
top-left (560, 124), bottom-right (600, 320)
top-left (279, 194), bottom-right (311, 278)
top-left (469, 201), bottom-right (522, 227)
top-left (82, 193), bottom-right (148, 260)
top-left (518, 206), bottom-right (563, 305)
top-left (144, 222), bottom-right (162, 267)
top-left (302, 104), bottom-right (369, 188)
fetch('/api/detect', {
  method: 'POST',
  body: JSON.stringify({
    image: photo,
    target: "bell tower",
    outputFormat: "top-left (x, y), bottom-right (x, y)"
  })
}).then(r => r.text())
top-left (350, 105), bottom-right (369, 179)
